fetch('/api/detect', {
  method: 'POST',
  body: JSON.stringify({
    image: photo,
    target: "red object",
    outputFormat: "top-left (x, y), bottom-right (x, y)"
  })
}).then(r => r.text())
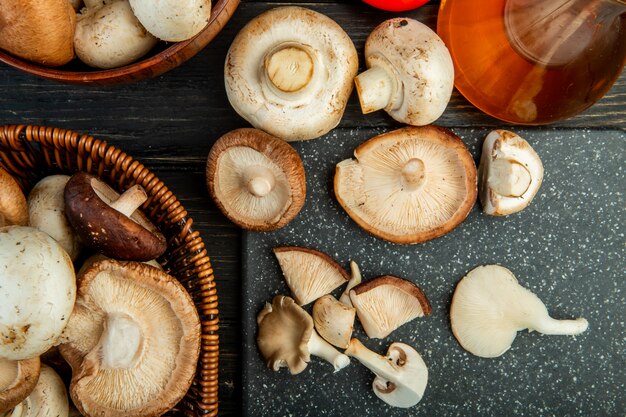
top-left (362, 0), bottom-right (429, 12)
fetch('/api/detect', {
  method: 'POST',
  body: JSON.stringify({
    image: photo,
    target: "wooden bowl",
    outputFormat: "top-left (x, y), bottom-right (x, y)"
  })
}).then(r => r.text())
top-left (0, 125), bottom-right (220, 416)
top-left (0, 0), bottom-right (239, 85)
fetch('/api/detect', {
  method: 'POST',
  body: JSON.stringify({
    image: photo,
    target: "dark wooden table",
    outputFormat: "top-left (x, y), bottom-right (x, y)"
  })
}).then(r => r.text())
top-left (0, 1), bottom-right (623, 415)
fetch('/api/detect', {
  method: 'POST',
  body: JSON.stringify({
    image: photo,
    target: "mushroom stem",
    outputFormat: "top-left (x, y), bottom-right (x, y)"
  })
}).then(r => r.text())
top-left (265, 46), bottom-right (314, 93)
top-left (339, 261), bottom-right (362, 306)
top-left (354, 66), bottom-right (394, 114)
top-left (243, 165), bottom-right (276, 197)
top-left (307, 330), bottom-right (350, 372)
top-left (488, 159), bottom-right (532, 197)
top-left (345, 338), bottom-right (398, 381)
top-left (59, 304), bottom-right (103, 354)
top-left (109, 185), bottom-right (148, 217)
top-left (530, 317), bottom-right (589, 335)
top-left (401, 158), bottom-right (426, 191)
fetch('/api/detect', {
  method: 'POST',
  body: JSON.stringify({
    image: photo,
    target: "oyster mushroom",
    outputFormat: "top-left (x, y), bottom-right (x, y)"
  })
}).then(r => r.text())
top-left (312, 295), bottom-right (356, 349)
top-left (224, 6), bottom-right (358, 141)
top-left (0, 169), bottom-right (27, 228)
top-left (28, 175), bottom-right (81, 261)
top-left (257, 295), bottom-right (350, 374)
top-left (1, 365), bottom-right (69, 417)
top-left (273, 246), bottom-right (350, 306)
top-left (335, 126), bottom-right (477, 244)
top-left (0, 357), bottom-right (40, 413)
top-left (58, 259), bottom-right (201, 417)
top-left (64, 172), bottom-right (166, 261)
top-left (355, 18), bottom-right (454, 126)
top-left (206, 128), bottom-right (306, 231)
top-left (345, 338), bottom-right (428, 408)
top-left (129, 0), bottom-right (211, 42)
top-left (350, 275), bottom-right (432, 339)
top-left (0, 226), bottom-right (76, 361)
top-left (478, 130), bottom-right (544, 216)
top-left (450, 265), bottom-right (589, 358)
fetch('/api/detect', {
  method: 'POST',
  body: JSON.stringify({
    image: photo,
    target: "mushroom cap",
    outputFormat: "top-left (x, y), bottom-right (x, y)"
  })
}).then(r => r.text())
top-left (312, 295), bottom-right (355, 349)
top-left (64, 172), bottom-right (166, 261)
top-left (0, 168), bottom-right (28, 227)
top-left (0, 357), bottom-right (40, 413)
top-left (206, 128), bottom-right (306, 231)
top-left (273, 246), bottom-right (350, 306)
top-left (0, 226), bottom-right (76, 361)
top-left (358, 18), bottom-right (454, 126)
top-left (478, 130), bottom-right (544, 216)
top-left (4, 364), bottom-right (69, 417)
top-left (28, 175), bottom-right (81, 261)
top-left (335, 126), bottom-right (477, 244)
top-left (59, 259), bottom-right (200, 417)
top-left (256, 295), bottom-right (314, 375)
top-left (0, 0), bottom-right (75, 66)
top-left (129, 0), bottom-right (211, 42)
top-left (74, 0), bottom-right (158, 69)
top-left (350, 275), bottom-right (432, 339)
top-left (224, 6), bottom-right (358, 141)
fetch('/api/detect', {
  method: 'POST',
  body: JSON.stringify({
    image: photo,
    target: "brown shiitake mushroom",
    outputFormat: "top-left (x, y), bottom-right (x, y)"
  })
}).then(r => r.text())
top-left (0, 357), bottom-right (41, 413)
top-left (0, 168), bottom-right (28, 228)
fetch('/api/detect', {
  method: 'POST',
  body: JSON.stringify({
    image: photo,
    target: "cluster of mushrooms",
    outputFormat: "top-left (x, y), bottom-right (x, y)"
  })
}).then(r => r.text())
top-left (204, 5), bottom-right (589, 409)
top-left (0, 169), bottom-right (201, 416)
top-left (0, 0), bottom-right (211, 68)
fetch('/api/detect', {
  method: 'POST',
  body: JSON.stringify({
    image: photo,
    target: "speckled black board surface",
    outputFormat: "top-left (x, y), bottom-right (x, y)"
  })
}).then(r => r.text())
top-left (241, 127), bottom-right (625, 416)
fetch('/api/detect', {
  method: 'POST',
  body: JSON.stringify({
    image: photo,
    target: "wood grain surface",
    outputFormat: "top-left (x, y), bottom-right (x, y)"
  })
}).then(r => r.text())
top-left (0, 1), bottom-right (623, 415)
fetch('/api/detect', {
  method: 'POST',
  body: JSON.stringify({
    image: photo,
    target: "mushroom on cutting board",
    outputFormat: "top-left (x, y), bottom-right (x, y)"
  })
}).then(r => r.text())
top-left (339, 261), bottom-right (362, 307)
top-left (1, 365), bottom-right (69, 417)
top-left (58, 259), bottom-right (200, 417)
top-left (224, 6), bottom-right (358, 141)
top-left (64, 172), bottom-right (166, 261)
top-left (257, 295), bottom-right (350, 374)
top-left (206, 129), bottom-right (306, 231)
top-left (129, 0), bottom-right (211, 42)
top-left (0, 357), bottom-right (40, 413)
top-left (74, 0), bottom-right (158, 69)
top-left (450, 265), bottom-right (589, 358)
top-left (312, 295), bottom-right (356, 349)
top-left (0, 168), bottom-right (28, 228)
top-left (350, 276), bottom-right (431, 339)
top-left (0, 226), bottom-right (76, 361)
top-left (335, 126), bottom-right (477, 244)
top-left (345, 339), bottom-right (428, 408)
top-left (355, 18), bottom-right (454, 126)
top-left (28, 175), bottom-right (81, 261)
top-left (478, 130), bottom-right (544, 216)
top-left (273, 246), bottom-right (350, 306)
top-left (0, 0), bottom-right (75, 66)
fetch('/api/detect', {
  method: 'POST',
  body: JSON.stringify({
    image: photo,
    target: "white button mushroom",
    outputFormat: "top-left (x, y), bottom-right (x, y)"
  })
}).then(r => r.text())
top-left (478, 130), bottom-right (544, 216)
top-left (129, 0), bottom-right (211, 42)
top-left (1, 365), bottom-right (69, 417)
top-left (450, 265), bottom-right (589, 358)
top-left (354, 18), bottom-right (454, 126)
top-left (224, 6), bottom-right (358, 141)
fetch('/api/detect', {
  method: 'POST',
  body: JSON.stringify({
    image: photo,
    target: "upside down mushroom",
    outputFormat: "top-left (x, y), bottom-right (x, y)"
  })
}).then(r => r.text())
top-left (0, 365), bottom-right (69, 417)
top-left (0, 357), bottom-right (40, 413)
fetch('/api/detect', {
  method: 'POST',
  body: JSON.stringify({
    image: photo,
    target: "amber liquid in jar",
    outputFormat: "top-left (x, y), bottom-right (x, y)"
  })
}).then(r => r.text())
top-left (437, 0), bottom-right (626, 124)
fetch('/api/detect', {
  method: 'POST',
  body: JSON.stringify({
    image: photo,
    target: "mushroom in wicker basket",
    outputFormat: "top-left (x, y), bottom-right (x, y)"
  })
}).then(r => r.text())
top-left (0, 168), bottom-right (28, 228)
top-left (0, 357), bottom-right (41, 414)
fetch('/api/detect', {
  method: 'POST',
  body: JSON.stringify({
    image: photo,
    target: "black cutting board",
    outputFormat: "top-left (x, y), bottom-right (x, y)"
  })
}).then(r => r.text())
top-left (241, 127), bottom-right (625, 416)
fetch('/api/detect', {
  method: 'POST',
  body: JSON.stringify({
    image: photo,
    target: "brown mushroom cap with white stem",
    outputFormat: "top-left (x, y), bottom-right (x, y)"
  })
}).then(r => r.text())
top-left (64, 172), bottom-right (166, 261)
top-left (207, 129), bottom-right (306, 231)
top-left (0, 168), bottom-right (28, 228)
top-left (335, 126), bottom-right (477, 244)
top-left (0, 357), bottom-right (40, 413)
top-left (450, 265), bottom-right (589, 358)
top-left (354, 18), bottom-right (454, 126)
top-left (58, 259), bottom-right (201, 417)
top-left (224, 6), bottom-right (358, 141)
top-left (1, 364), bottom-right (69, 417)
top-left (478, 130), bottom-right (544, 216)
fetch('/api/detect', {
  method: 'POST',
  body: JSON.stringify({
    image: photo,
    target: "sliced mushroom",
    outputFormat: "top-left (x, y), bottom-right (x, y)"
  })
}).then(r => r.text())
top-left (257, 295), bottom-right (350, 374)
top-left (206, 128), bottom-right (306, 231)
top-left (335, 126), bottom-right (477, 244)
top-left (64, 172), bottom-right (166, 261)
top-left (312, 295), bottom-right (356, 349)
top-left (28, 175), bottom-right (81, 261)
top-left (339, 261), bottom-right (362, 307)
top-left (273, 246), bottom-right (350, 306)
top-left (224, 6), bottom-right (358, 141)
top-left (355, 18), bottom-right (454, 126)
top-left (129, 0), bottom-right (211, 42)
top-left (350, 275), bottom-right (431, 339)
top-left (450, 265), bottom-right (589, 358)
top-left (74, 0), bottom-right (158, 69)
top-left (0, 0), bottom-right (75, 66)
top-left (478, 130), bottom-right (544, 216)
top-left (0, 168), bottom-right (28, 228)
top-left (58, 259), bottom-right (200, 417)
top-left (1, 364), bottom-right (69, 417)
top-left (0, 226), bottom-right (76, 361)
top-left (0, 357), bottom-right (40, 414)
top-left (345, 338), bottom-right (428, 408)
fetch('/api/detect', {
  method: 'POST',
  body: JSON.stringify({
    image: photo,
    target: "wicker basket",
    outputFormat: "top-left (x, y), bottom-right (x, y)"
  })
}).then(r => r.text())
top-left (0, 125), bottom-right (219, 416)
